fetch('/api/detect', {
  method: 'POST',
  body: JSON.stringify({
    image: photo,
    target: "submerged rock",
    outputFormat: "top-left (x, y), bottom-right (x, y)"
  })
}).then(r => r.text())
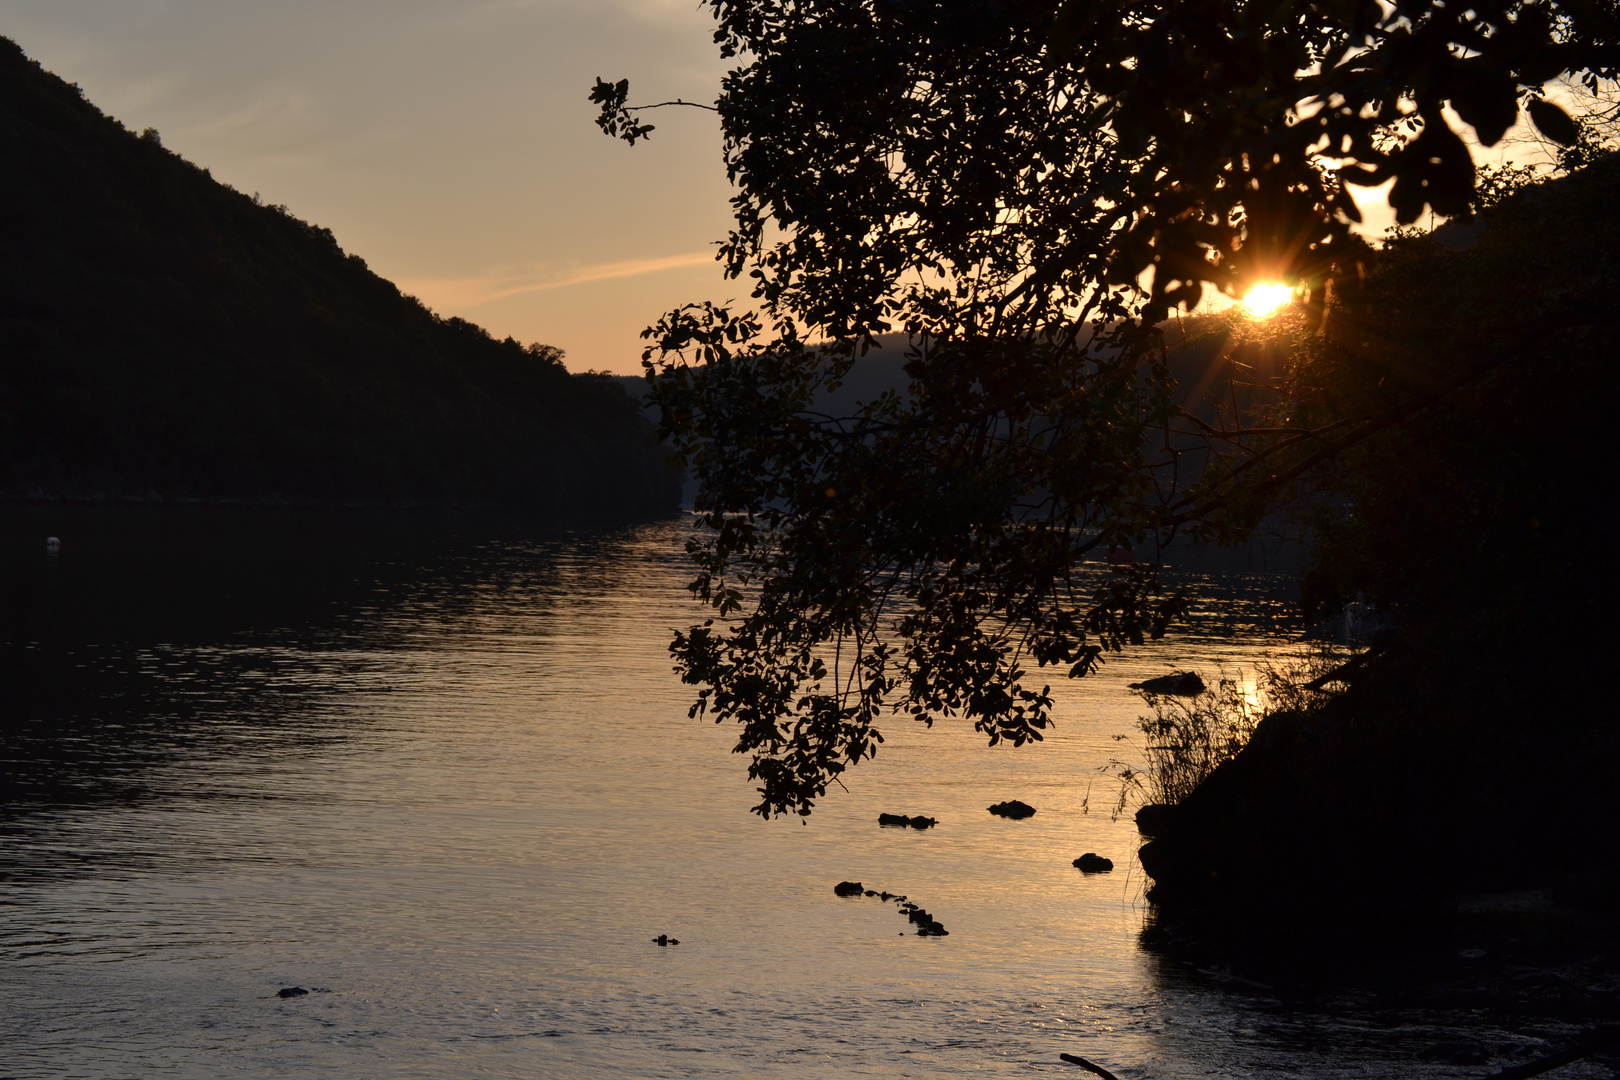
top-left (835, 885), bottom-right (950, 937)
top-left (879, 813), bottom-right (939, 829)
top-left (277, 987), bottom-right (309, 999)
top-left (987, 800), bottom-right (1036, 820)
top-left (1074, 853), bottom-right (1115, 873)
top-left (905, 906), bottom-right (949, 935)
top-left (1129, 672), bottom-right (1206, 696)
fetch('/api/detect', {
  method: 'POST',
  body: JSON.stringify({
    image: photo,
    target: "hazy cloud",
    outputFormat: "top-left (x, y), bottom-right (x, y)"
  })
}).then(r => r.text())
top-left (402, 250), bottom-right (717, 308)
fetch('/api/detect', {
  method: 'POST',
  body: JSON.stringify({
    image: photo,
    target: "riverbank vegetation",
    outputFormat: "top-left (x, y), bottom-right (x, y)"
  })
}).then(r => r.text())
top-left (0, 37), bottom-right (678, 519)
top-left (1103, 646), bottom-right (1344, 817)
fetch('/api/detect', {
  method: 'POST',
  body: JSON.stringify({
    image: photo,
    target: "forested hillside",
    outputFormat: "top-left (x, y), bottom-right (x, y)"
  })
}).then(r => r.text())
top-left (0, 37), bottom-right (678, 519)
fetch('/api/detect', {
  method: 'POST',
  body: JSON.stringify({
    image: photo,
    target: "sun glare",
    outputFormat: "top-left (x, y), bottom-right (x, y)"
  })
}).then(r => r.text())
top-left (1242, 282), bottom-right (1292, 319)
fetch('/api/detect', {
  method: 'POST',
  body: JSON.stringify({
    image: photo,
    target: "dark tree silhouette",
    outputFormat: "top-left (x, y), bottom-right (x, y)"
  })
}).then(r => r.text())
top-left (592, 0), bottom-right (1620, 816)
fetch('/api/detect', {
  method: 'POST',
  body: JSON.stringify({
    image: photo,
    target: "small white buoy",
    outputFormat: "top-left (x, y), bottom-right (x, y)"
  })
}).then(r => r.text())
top-left (44, 536), bottom-right (61, 552)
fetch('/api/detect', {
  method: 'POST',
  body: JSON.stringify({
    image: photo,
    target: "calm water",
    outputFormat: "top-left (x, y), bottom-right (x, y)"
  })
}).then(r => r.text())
top-left (0, 510), bottom-right (1594, 1078)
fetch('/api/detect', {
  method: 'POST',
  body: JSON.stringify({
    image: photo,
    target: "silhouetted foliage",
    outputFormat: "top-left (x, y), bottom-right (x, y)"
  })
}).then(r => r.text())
top-left (593, 0), bottom-right (1620, 817)
top-left (0, 38), bottom-right (677, 519)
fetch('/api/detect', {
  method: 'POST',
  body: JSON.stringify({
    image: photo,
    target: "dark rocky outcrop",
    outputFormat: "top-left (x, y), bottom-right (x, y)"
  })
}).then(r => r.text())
top-left (987, 800), bottom-right (1036, 819)
top-left (1134, 803), bottom-right (1175, 837)
top-left (277, 987), bottom-right (309, 999)
top-left (1073, 853), bottom-right (1114, 873)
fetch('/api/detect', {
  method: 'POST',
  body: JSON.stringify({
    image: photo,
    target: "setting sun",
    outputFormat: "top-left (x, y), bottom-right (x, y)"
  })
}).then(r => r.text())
top-left (1242, 282), bottom-right (1292, 318)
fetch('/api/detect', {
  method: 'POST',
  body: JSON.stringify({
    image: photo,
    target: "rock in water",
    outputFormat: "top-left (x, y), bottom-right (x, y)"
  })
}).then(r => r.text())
top-left (1129, 672), bottom-right (1206, 696)
top-left (833, 880), bottom-right (865, 896)
top-left (878, 813), bottom-right (939, 828)
top-left (904, 906), bottom-right (949, 936)
top-left (1073, 853), bottom-right (1115, 873)
top-left (987, 800), bottom-right (1036, 820)
top-left (277, 987), bottom-right (309, 999)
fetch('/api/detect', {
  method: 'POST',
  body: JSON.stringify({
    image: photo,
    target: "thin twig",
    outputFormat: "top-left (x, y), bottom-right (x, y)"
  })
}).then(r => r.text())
top-left (628, 99), bottom-right (718, 112)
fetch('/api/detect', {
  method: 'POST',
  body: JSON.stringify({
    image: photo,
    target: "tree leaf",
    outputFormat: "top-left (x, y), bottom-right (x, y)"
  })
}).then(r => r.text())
top-left (1448, 68), bottom-right (1518, 148)
top-left (1527, 98), bottom-right (1580, 146)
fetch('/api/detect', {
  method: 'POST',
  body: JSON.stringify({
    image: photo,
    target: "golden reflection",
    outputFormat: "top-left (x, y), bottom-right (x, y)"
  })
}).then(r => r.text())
top-left (1241, 282), bottom-right (1292, 319)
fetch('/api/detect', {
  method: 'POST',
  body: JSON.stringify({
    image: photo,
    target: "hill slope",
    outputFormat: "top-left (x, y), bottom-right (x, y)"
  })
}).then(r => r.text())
top-left (0, 37), bottom-right (678, 519)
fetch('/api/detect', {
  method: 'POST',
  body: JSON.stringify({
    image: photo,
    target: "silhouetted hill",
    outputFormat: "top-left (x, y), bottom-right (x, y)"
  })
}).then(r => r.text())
top-left (0, 37), bottom-right (678, 519)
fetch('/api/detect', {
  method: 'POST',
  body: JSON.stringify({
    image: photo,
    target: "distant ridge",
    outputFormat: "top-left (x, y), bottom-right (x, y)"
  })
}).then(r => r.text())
top-left (0, 36), bottom-right (679, 518)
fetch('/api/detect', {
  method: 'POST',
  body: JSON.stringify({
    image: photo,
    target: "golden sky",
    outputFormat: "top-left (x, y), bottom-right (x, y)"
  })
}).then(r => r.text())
top-left (1, 0), bottom-right (736, 375)
top-left (0, 3), bottom-right (1571, 372)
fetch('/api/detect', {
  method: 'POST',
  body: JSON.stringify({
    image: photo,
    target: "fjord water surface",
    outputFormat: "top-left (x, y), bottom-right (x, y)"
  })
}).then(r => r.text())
top-left (0, 510), bottom-right (1562, 1078)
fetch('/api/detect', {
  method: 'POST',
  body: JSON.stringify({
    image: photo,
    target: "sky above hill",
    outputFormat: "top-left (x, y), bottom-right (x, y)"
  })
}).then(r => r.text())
top-left (0, 2), bottom-right (1569, 374)
top-left (0, 0), bottom-right (733, 375)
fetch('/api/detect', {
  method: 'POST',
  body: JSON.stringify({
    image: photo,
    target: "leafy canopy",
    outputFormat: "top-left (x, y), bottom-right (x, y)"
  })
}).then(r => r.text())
top-left (594, 0), bottom-right (1620, 816)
